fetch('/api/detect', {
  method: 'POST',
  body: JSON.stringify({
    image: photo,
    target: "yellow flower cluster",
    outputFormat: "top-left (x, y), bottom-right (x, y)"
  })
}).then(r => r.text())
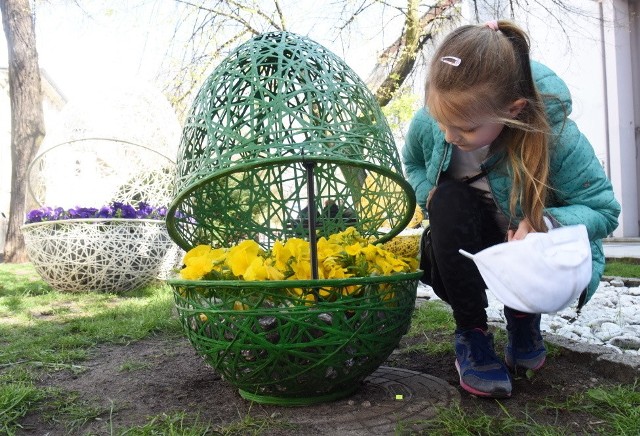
top-left (179, 227), bottom-right (418, 283)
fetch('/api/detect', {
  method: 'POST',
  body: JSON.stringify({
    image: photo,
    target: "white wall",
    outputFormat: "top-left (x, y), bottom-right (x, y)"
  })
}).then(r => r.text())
top-left (602, 0), bottom-right (639, 237)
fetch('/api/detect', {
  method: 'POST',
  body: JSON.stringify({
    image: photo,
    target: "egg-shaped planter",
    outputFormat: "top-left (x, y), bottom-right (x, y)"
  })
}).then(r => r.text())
top-left (22, 219), bottom-right (176, 292)
top-left (166, 31), bottom-right (420, 404)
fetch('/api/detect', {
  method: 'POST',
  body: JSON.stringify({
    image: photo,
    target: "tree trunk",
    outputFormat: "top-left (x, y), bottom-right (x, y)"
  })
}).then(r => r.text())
top-left (1, 0), bottom-right (45, 263)
top-left (369, 0), bottom-right (460, 107)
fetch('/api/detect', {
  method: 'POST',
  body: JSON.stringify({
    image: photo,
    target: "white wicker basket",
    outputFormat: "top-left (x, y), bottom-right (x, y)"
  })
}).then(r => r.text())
top-left (27, 138), bottom-right (175, 210)
top-left (22, 219), bottom-right (177, 292)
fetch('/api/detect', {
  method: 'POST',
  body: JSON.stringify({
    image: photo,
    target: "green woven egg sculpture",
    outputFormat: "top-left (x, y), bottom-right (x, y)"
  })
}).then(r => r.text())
top-left (166, 31), bottom-right (415, 249)
top-left (167, 31), bottom-right (420, 406)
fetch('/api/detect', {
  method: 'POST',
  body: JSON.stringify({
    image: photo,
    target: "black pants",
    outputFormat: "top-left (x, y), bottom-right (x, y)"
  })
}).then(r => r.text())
top-left (428, 178), bottom-right (506, 331)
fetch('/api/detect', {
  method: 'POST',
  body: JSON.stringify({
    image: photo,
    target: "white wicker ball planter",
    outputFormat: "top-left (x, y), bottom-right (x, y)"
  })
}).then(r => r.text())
top-left (22, 218), bottom-right (176, 292)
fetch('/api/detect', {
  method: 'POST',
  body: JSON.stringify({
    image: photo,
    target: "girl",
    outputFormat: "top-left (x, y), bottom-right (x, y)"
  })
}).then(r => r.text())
top-left (402, 20), bottom-right (620, 398)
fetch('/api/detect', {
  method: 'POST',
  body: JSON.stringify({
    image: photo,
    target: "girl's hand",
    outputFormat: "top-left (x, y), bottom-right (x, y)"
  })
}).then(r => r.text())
top-left (507, 218), bottom-right (535, 241)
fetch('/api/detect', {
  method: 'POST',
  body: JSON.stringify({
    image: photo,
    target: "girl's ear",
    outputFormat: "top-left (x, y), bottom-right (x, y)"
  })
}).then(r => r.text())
top-left (508, 98), bottom-right (527, 118)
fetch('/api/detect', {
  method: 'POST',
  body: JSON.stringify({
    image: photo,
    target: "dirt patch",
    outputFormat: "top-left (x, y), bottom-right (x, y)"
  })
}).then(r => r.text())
top-left (14, 324), bottom-right (640, 435)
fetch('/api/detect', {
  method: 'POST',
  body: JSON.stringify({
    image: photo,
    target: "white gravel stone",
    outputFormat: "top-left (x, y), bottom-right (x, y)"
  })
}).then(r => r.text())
top-left (594, 322), bottom-right (623, 341)
top-left (627, 287), bottom-right (640, 296)
top-left (608, 335), bottom-right (640, 351)
top-left (416, 279), bottom-right (640, 356)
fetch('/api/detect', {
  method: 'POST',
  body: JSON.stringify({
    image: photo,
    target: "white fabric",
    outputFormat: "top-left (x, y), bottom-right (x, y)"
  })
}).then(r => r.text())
top-left (459, 224), bottom-right (592, 314)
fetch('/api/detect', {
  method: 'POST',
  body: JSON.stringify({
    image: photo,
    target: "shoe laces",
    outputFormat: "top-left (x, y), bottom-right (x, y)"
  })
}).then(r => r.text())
top-left (460, 328), bottom-right (500, 365)
top-left (508, 313), bottom-right (542, 349)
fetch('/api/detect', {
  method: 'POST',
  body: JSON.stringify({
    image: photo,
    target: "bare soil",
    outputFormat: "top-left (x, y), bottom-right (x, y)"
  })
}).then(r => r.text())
top-left (14, 317), bottom-right (640, 436)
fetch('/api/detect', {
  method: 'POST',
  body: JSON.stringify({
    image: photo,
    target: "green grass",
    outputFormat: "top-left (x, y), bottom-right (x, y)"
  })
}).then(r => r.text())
top-left (402, 291), bottom-right (639, 434)
top-left (113, 410), bottom-right (298, 435)
top-left (604, 257), bottom-right (640, 278)
top-left (403, 300), bottom-right (456, 355)
top-left (0, 263), bottom-right (182, 434)
top-left (118, 360), bottom-right (153, 372)
top-left (403, 402), bottom-right (566, 436)
top-left (116, 412), bottom-right (214, 435)
top-left (0, 265), bottom-right (181, 367)
top-left (1, 262), bottom-right (640, 435)
top-left (544, 381), bottom-right (640, 435)
top-left (398, 382), bottom-right (640, 435)
top-left (0, 368), bottom-right (47, 435)
top-left (40, 389), bottom-right (113, 435)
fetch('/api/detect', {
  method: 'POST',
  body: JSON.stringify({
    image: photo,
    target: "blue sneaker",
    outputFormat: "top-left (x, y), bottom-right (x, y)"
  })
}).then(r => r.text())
top-left (455, 328), bottom-right (512, 398)
top-left (504, 308), bottom-right (546, 372)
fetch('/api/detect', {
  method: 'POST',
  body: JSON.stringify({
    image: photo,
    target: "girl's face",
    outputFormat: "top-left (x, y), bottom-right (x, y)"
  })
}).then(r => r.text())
top-left (428, 88), bottom-right (526, 151)
top-left (436, 117), bottom-right (504, 151)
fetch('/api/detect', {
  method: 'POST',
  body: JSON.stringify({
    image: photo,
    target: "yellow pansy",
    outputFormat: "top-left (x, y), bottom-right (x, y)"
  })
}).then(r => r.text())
top-left (264, 258), bottom-right (285, 280)
top-left (361, 244), bottom-right (382, 262)
top-left (327, 226), bottom-right (360, 245)
top-left (316, 238), bottom-right (340, 260)
top-left (404, 256), bottom-right (419, 271)
top-left (290, 258), bottom-right (312, 280)
top-left (183, 244), bottom-right (213, 263)
top-left (344, 242), bottom-right (363, 256)
top-left (303, 293), bottom-right (316, 306)
top-left (233, 301), bottom-right (249, 310)
top-left (243, 257), bottom-right (268, 281)
top-left (271, 240), bottom-right (292, 271)
top-left (288, 287), bottom-right (304, 297)
top-left (242, 257), bottom-right (286, 281)
top-left (207, 247), bottom-right (227, 263)
top-left (324, 265), bottom-right (351, 280)
top-left (341, 284), bottom-right (361, 296)
top-left (180, 255), bottom-right (213, 280)
top-left (385, 252), bottom-right (413, 271)
top-left (179, 227), bottom-right (418, 306)
top-left (318, 286), bottom-right (333, 298)
top-left (284, 238), bottom-right (310, 261)
top-left (227, 240), bottom-right (264, 278)
top-left (372, 257), bottom-right (395, 276)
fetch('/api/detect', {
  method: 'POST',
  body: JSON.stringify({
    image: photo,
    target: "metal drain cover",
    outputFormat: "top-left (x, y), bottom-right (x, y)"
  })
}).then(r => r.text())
top-left (286, 366), bottom-right (460, 435)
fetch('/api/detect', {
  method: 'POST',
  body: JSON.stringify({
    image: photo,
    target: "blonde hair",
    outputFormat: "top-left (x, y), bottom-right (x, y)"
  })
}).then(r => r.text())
top-left (426, 20), bottom-right (551, 232)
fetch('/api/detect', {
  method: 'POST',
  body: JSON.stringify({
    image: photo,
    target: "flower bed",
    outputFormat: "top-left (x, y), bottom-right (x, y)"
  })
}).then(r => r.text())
top-left (24, 202), bottom-right (169, 223)
top-left (22, 202), bottom-right (177, 292)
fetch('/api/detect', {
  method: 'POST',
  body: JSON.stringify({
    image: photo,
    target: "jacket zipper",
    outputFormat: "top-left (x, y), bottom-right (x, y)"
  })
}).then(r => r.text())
top-left (434, 143), bottom-right (449, 187)
top-left (480, 159), bottom-right (515, 233)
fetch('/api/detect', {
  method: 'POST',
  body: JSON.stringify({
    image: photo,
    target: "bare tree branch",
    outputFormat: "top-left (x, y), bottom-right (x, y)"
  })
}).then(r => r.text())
top-left (368, 0), bottom-right (460, 106)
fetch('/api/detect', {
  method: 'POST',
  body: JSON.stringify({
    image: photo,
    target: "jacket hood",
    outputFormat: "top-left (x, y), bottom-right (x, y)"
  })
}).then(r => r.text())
top-left (531, 60), bottom-right (573, 125)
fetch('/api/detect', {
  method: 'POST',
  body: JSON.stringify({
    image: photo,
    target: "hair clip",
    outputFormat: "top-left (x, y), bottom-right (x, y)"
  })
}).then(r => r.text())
top-left (440, 56), bottom-right (461, 67)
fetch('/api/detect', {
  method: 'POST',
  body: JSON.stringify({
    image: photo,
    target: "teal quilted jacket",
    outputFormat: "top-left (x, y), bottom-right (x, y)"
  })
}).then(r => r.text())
top-left (401, 61), bottom-right (621, 304)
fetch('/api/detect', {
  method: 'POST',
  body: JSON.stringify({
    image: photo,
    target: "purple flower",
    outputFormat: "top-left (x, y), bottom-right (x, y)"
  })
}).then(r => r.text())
top-left (155, 207), bottom-right (168, 218)
top-left (97, 206), bottom-right (113, 218)
top-left (26, 209), bottom-right (45, 223)
top-left (114, 204), bottom-right (137, 219)
top-left (68, 207), bottom-right (99, 219)
top-left (136, 202), bottom-right (154, 218)
top-left (24, 201), bottom-right (174, 224)
top-left (52, 207), bottom-right (66, 220)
